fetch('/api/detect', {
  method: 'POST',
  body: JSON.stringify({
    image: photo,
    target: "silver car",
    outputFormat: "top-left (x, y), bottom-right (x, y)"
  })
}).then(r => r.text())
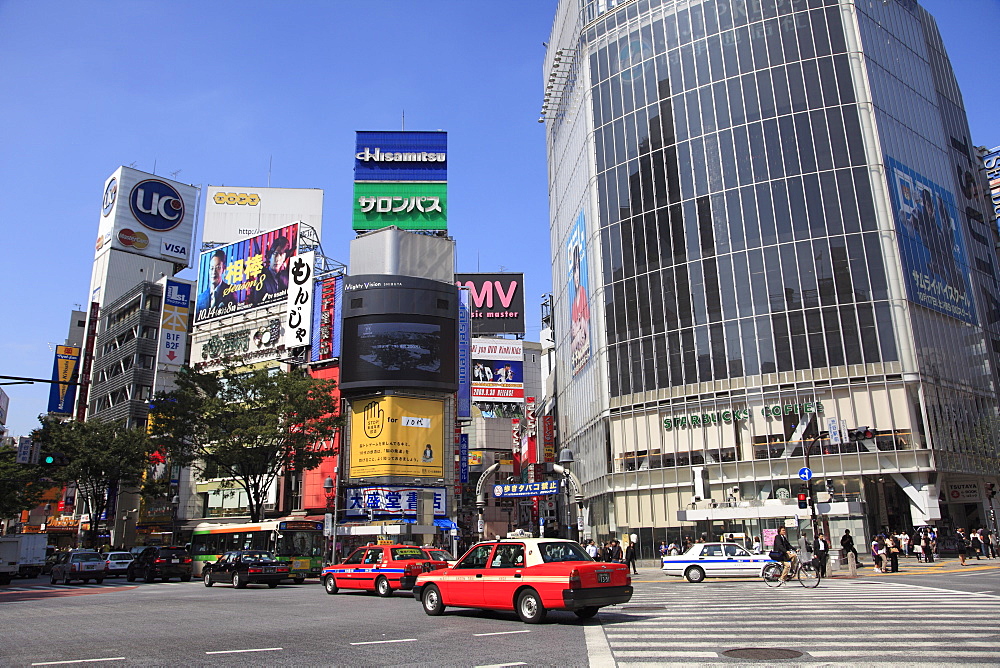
top-left (102, 551), bottom-right (133, 577)
top-left (50, 551), bottom-right (106, 585)
top-left (661, 542), bottom-right (775, 582)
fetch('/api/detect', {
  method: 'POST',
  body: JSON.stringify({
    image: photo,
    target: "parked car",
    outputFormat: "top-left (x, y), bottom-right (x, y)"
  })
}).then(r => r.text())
top-left (412, 538), bottom-right (633, 623)
top-left (101, 551), bottom-right (134, 578)
top-left (422, 548), bottom-right (456, 565)
top-left (660, 542), bottom-right (776, 582)
top-left (50, 551), bottom-right (106, 585)
top-left (126, 546), bottom-right (193, 582)
top-left (202, 550), bottom-right (291, 589)
top-left (41, 553), bottom-right (60, 575)
top-left (321, 544), bottom-right (451, 597)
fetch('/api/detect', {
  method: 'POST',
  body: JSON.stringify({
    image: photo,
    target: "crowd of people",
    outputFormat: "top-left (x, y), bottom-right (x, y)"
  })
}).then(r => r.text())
top-left (582, 538), bottom-right (639, 573)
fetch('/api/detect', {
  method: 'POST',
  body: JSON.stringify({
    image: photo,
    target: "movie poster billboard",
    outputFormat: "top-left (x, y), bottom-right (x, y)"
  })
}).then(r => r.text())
top-left (885, 156), bottom-right (976, 325)
top-left (567, 210), bottom-right (592, 375)
top-left (471, 338), bottom-right (524, 404)
top-left (194, 223), bottom-right (298, 324)
top-left (47, 346), bottom-right (80, 414)
top-left (349, 396), bottom-right (444, 478)
top-left (454, 273), bottom-right (525, 335)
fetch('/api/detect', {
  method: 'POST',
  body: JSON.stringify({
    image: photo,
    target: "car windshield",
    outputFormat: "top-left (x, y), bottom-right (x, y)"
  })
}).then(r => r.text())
top-left (391, 547), bottom-right (426, 560)
top-left (73, 553), bottom-right (104, 562)
top-left (539, 542), bottom-right (592, 563)
top-left (240, 552), bottom-right (277, 563)
top-left (425, 549), bottom-right (454, 561)
top-left (158, 548), bottom-right (189, 557)
top-left (108, 553), bottom-right (132, 560)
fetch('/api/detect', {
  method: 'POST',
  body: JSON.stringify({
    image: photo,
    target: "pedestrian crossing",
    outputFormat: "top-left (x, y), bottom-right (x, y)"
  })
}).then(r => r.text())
top-left (594, 580), bottom-right (1000, 664)
top-left (0, 580), bottom-right (195, 594)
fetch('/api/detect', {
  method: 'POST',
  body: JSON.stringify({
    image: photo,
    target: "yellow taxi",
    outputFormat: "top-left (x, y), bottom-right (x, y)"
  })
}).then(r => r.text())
top-left (412, 537), bottom-right (632, 623)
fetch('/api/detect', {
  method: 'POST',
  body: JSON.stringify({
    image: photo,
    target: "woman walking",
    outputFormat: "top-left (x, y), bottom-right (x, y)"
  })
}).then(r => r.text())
top-left (871, 535), bottom-right (884, 573)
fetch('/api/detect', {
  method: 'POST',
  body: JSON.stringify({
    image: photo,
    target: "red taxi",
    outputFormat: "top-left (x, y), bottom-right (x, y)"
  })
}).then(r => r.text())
top-left (413, 538), bottom-right (632, 623)
top-left (321, 544), bottom-right (450, 597)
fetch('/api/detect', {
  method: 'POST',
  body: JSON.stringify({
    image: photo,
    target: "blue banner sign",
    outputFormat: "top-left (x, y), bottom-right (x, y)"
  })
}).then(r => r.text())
top-left (492, 480), bottom-right (561, 498)
top-left (459, 434), bottom-right (469, 484)
top-left (457, 288), bottom-right (471, 418)
top-left (354, 131), bottom-right (447, 181)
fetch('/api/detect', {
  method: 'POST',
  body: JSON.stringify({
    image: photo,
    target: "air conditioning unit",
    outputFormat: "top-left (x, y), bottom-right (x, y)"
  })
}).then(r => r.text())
top-left (263, 503), bottom-right (276, 511)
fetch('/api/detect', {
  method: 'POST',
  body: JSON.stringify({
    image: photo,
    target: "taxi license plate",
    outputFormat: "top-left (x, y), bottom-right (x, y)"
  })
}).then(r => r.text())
top-left (264, 567), bottom-right (275, 573)
top-left (171, 558), bottom-right (179, 563)
top-left (597, 572), bottom-right (610, 583)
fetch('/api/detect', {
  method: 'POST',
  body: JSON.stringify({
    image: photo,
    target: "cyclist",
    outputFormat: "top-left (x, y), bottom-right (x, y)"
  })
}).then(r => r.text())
top-left (773, 526), bottom-right (797, 581)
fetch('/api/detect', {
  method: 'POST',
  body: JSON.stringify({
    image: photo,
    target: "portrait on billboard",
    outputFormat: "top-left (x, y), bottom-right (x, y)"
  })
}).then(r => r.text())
top-left (349, 396), bottom-right (444, 478)
top-left (194, 223), bottom-right (298, 323)
top-left (885, 156), bottom-right (975, 325)
top-left (567, 210), bottom-right (592, 375)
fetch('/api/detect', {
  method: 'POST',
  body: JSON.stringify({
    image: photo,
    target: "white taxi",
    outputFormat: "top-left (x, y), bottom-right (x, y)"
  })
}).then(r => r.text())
top-left (661, 542), bottom-right (775, 582)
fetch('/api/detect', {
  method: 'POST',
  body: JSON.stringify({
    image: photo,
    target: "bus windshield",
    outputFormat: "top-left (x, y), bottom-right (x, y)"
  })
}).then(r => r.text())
top-left (275, 531), bottom-right (325, 558)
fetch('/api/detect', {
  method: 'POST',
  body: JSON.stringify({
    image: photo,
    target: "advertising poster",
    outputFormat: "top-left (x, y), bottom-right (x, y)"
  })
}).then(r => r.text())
top-left (312, 275), bottom-right (343, 362)
top-left (0, 387), bottom-right (7, 425)
top-left (349, 396), bottom-right (444, 478)
top-left (283, 251), bottom-right (315, 350)
top-left (567, 210), bottom-right (592, 375)
top-left (354, 130), bottom-right (447, 182)
top-left (203, 186), bottom-right (323, 245)
top-left (457, 289), bottom-right (472, 418)
top-left (46, 346), bottom-right (80, 414)
top-left (885, 156), bottom-right (976, 325)
top-left (352, 182), bottom-right (447, 231)
top-left (194, 223), bottom-right (298, 323)
top-left (157, 279), bottom-right (191, 368)
top-left (542, 415), bottom-right (555, 463)
top-left (471, 338), bottom-right (524, 403)
top-left (983, 147), bottom-right (1000, 230)
top-left (454, 273), bottom-right (525, 335)
top-left (344, 485), bottom-right (447, 518)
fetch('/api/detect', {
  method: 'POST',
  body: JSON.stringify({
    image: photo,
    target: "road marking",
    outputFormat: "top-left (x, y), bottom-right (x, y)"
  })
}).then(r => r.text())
top-left (473, 630), bottom-right (531, 636)
top-left (474, 663), bottom-right (528, 668)
top-left (32, 659), bottom-right (125, 666)
top-left (204, 648), bottom-right (283, 655)
top-left (585, 620), bottom-right (615, 668)
top-left (349, 639), bottom-right (417, 646)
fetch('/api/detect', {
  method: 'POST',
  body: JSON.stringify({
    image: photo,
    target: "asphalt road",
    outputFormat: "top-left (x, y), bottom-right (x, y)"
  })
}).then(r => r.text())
top-left (2, 558), bottom-right (998, 666)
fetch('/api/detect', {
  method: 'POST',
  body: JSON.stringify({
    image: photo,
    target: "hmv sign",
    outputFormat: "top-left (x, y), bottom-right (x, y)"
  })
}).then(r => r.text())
top-left (455, 273), bottom-right (525, 335)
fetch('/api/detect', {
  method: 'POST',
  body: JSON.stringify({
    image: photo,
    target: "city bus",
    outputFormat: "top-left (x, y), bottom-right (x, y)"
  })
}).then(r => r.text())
top-left (190, 519), bottom-right (325, 582)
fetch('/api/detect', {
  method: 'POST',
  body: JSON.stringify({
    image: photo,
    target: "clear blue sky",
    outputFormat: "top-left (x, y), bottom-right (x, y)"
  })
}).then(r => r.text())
top-left (0, 0), bottom-right (996, 439)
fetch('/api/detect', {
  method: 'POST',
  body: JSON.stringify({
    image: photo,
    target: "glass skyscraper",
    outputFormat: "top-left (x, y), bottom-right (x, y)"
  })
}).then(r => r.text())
top-left (544, 0), bottom-right (1000, 552)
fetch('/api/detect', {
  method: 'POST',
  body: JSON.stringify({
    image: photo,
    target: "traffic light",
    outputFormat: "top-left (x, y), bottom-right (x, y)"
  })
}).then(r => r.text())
top-left (797, 492), bottom-right (808, 509)
top-left (849, 427), bottom-right (878, 441)
top-left (988, 483), bottom-right (997, 500)
top-left (39, 452), bottom-right (68, 466)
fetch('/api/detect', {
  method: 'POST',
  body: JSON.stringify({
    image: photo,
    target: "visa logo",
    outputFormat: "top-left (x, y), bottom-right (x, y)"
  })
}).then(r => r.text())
top-left (162, 240), bottom-right (188, 258)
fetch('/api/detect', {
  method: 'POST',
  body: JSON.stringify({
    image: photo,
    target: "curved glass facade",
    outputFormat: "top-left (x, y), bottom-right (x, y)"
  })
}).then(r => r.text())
top-left (545, 0), bottom-right (1000, 551)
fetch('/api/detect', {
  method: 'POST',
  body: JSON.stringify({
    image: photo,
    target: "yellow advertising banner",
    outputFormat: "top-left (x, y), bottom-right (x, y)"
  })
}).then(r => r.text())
top-left (349, 396), bottom-right (444, 478)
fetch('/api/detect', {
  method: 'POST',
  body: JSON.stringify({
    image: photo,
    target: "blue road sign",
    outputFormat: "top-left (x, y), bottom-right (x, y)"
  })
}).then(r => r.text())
top-left (798, 467), bottom-right (813, 481)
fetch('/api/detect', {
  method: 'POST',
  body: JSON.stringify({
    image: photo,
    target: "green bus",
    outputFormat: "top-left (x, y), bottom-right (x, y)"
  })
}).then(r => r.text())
top-left (190, 519), bottom-right (325, 582)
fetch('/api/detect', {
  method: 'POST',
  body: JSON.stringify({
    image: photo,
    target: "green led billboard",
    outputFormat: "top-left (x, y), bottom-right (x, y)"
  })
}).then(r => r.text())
top-left (352, 182), bottom-right (448, 231)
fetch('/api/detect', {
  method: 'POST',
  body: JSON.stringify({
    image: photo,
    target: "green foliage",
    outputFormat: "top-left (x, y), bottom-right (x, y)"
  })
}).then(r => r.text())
top-left (0, 445), bottom-right (49, 519)
top-left (148, 363), bottom-right (342, 522)
top-left (31, 418), bottom-right (156, 544)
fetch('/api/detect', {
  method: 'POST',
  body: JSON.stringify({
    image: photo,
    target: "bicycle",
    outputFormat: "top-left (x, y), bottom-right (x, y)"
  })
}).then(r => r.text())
top-left (762, 554), bottom-right (821, 588)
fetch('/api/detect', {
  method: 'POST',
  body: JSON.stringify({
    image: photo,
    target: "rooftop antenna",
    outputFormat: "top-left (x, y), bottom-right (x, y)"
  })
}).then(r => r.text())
top-left (152, 159), bottom-right (157, 174)
top-left (268, 155), bottom-right (272, 187)
top-left (127, 162), bottom-right (137, 168)
top-left (169, 169), bottom-right (181, 179)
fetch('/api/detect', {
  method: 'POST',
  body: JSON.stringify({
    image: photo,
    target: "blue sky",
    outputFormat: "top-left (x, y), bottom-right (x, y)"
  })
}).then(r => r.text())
top-left (0, 0), bottom-right (996, 438)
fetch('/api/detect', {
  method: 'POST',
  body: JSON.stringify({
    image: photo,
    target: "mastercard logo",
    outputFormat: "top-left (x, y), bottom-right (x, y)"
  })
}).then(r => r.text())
top-left (118, 228), bottom-right (149, 250)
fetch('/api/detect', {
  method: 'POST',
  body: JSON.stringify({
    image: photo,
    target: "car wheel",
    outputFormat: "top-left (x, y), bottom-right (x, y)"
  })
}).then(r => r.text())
top-left (50, 573), bottom-right (57, 585)
top-left (233, 573), bottom-right (246, 589)
top-left (293, 577), bottom-right (305, 585)
top-left (375, 576), bottom-right (392, 598)
top-left (268, 582), bottom-right (279, 589)
top-left (143, 568), bottom-right (155, 584)
top-left (204, 572), bottom-right (214, 587)
top-left (421, 584), bottom-right (445, 616)
top-left (574, 606), bottom-right (600, 619)
top-left (516, 588), bottom-right (547, 624)
top-left (96, 578), bottom-right (104, 585)
top-left (181, 575), bottom-right (192, 582)
top-left (684, 566), bottom-right (706, 583)
top-left (323, 576), bottom-right (339, 595)
top-left (126, 569), bottom-right (136, 582)
top-left (82, 579), bottom-right (90, 584)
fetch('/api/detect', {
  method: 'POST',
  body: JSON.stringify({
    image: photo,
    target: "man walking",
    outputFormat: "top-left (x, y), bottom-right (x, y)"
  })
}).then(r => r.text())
top-left (813, 532), bottom-right (830, 578)
top-left (625, 541), bottom-right (638, 574)
top-left (608, 540), bottom-right (624, 564)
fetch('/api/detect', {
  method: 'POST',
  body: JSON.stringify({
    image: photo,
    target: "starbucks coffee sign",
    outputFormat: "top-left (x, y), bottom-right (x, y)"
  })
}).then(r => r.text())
top-left (663, 401), bottom-right (826, 431)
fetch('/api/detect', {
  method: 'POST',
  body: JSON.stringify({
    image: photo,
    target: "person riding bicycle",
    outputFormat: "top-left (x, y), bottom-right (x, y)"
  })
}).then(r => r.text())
top-left (773, 527), bottom-right (797, 581)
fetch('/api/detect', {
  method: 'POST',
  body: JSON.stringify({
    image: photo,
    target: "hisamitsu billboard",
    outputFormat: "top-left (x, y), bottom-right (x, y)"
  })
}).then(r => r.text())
top-left (354, 130), bottom-right (447, 181)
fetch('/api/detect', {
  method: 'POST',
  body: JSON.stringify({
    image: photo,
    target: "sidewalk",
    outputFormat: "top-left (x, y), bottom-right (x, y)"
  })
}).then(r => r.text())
top-left (631, 554), bottom-right (1000, 575)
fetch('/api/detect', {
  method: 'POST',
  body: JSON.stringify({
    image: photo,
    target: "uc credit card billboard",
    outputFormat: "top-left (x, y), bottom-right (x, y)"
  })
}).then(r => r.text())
top-left (194, 224), bottom-right (298, 323)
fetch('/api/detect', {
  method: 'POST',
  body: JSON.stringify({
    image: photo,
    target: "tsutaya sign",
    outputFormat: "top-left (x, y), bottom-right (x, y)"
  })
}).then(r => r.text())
top-left (663, 400), bottom-right (827, 431)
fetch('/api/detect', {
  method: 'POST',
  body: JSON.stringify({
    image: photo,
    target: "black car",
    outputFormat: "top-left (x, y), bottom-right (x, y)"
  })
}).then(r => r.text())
top-left (202, 550), bottom-right (291, 589)
top-left (127, 546), bottom-right (193, 582)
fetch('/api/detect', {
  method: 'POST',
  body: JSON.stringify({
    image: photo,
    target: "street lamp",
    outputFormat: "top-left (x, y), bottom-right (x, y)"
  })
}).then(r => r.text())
top-left (556, 448), bottom-right (584, 542)
top-left (323, 476), bottom-right (336, 564)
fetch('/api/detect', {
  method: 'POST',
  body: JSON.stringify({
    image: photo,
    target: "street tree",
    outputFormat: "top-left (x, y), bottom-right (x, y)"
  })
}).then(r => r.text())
top-left (148, 364), bottom-right (342, 522)
top-left (31, 418), bottom-right (156, 547)
top-left (0, 443), bottom-right (49, 522)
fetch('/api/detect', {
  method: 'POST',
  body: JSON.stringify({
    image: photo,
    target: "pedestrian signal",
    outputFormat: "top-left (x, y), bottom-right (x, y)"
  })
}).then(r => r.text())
top-left (797, 493), bottom-right (808, 509)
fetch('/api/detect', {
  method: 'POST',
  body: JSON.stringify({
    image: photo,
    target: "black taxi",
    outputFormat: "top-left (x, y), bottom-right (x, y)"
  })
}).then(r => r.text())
top-left (202, 550), bottom-right (291, 589)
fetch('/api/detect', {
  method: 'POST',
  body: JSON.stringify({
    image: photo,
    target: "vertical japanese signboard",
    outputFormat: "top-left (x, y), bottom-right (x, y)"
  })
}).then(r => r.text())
top-left (459, 433), bottom-right (469, 484)
top-left (457, 288), bottom-right (471, 418)
top-left (46, 346), bottom-right (80, 414)
top-left (158, 279), bottom-right (191, 368)
top-left (312, 274), bottom-right (343, 362)
top-left (982, 147), bottom-right (1000, 232)
top-left (542, 415), bottom-right (555, 463)
top-left (283, 251), bottom-right (315, 350)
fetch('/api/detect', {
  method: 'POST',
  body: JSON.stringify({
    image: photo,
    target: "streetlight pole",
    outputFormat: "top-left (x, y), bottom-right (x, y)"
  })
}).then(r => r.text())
top-left (803, 431), bottom-right (829, 545)
top-left (323, 475), bottom-right (337, 564)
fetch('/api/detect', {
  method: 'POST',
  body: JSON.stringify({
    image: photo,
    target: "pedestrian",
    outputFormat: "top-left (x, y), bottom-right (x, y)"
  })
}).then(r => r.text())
top-left (813, 532), bottom-right (830, 578)
top-left (871, 536), bottom-right (884, 573)
top-left (899, 531), bottom-right (910, 557)
top-left (985, 530), bottom-right (997, 558)
top-left (914, 533), bottom-right (924, 562)
top-left (682, 536), bottom-right (692, 551)
top-left (668, 540), bottom-right (680, 555)
top-left (921, 529), bottom-right (934, 563)
top-left (608, 540), bottom-right (624, 564)
top-left (625, 541), bottom-right (638, 574)
top-left (585, 539), bottom-right (599, 560)
top-left (752, 535), bottom-right (762, 554)
top-left (956, 528), bottom-right (969, 566)
top-left (841, 529), bottom-right (860, 567)
top-left (601, 541), bottom-right (613, 563)
top-left (887, 533), bottom-right (900, 572)
top-left (970, 530), bottom-right (983, 560)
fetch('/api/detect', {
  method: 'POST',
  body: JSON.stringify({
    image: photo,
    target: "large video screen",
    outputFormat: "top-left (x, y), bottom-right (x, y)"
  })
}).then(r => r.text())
top-left (341, 314), bottom-right (457, 391)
